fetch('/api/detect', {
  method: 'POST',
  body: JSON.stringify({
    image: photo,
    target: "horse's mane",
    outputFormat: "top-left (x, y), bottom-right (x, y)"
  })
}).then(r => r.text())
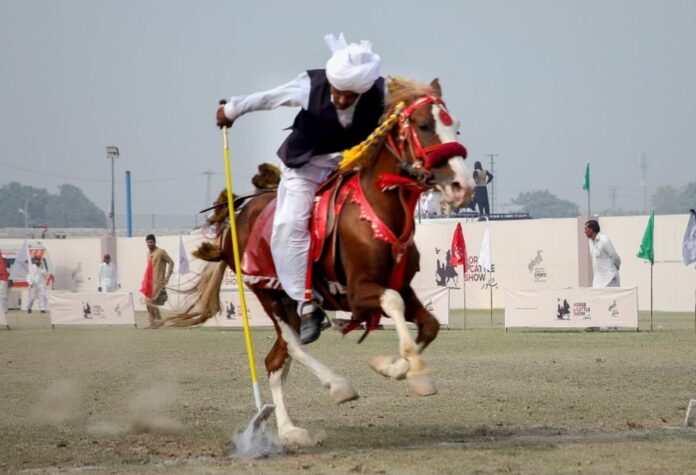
top-left (385, 77), bottom-right (435, 110)
top-left (338, 77), bottom-right (435, 172)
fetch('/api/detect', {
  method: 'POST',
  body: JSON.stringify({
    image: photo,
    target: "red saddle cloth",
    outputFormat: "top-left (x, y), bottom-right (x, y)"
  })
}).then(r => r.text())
top-left (241, 174), bottom-right (343, 290)
top-left (240, 197), bottom-right (281, 289)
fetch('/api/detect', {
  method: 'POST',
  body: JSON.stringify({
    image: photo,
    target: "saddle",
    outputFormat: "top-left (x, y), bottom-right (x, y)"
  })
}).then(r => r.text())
top-left (240, 171), bottom-right (350, 292)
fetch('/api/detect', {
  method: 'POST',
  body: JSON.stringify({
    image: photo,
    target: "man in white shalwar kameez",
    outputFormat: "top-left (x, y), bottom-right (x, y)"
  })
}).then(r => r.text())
top-left (584, 219), bottom-right (621, 287)
top-left (27, 257), bottom-right (48, 313)
top-left (98, 254), bottom-right (120, 293)
top-left (216, 33), bottom-right (384, 344)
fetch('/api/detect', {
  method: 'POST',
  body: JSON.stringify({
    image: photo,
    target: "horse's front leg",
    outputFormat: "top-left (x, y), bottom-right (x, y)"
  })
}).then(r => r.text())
top-left (352, 285), bottom-right (437, 396)
top-left (402, 285), bottom-right (440, 351)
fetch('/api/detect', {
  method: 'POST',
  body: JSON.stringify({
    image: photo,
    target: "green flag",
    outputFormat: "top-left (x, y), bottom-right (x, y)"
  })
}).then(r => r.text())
top-left (582, 162), bottom-right (590, 191)
top-left (637, 210), bottom-right (654, 264)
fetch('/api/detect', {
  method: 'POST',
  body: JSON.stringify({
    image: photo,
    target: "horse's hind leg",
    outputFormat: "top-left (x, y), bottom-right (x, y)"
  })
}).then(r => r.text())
top-left (261, 294), bottom-right (357, 446)
top-left (267, 356), bottom-right (314, 446)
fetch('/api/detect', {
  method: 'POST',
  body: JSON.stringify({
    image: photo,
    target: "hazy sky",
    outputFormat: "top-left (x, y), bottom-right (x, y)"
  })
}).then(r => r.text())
top-left (1, 0), bottom-right (694, 220)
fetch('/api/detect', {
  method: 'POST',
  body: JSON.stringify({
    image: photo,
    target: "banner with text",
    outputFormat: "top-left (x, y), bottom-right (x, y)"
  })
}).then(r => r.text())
top-left (505, 287), bottom-right (638, 329)
top-left (48, 292), bottom-right (136, 326)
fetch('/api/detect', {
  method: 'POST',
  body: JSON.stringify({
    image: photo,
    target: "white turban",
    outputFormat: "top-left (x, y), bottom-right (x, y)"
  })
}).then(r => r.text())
top-left (324, 33), bottom-right (381, 94)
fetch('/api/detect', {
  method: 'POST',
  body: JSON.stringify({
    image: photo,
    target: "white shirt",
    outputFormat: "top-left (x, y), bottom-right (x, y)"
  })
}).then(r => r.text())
top-left (28, 263), bottom-right (47, 288)
top-left (223, 72), bottom-right (363, 167)
top-left (588, 234), bottom-right (621, 287)
top-left (98, 262), bottom-right (119, 289)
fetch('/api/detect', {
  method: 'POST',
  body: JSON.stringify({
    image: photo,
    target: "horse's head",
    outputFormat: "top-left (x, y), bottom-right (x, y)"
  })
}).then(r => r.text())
top-left (385, 77), bottom-right (475, 209)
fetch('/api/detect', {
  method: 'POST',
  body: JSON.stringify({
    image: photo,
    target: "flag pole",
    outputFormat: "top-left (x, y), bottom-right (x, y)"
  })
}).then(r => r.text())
top-left (489, 271), bottom-right (493, 329)
top-left (583, 162), bottom-right (591, 216)
top-left (462, 273), bottom-right (467, 331)
top-left (650, 261), bottom-right (654, 332)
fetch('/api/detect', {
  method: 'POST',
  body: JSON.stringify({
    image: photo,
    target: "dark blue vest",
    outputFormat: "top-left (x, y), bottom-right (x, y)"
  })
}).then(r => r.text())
top-left (277, 69), bottom-right (385, 168)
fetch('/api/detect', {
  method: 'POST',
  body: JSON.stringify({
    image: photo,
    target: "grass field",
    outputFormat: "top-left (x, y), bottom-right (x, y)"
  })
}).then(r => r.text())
top-left (1, 309), bottom-right (696, 474)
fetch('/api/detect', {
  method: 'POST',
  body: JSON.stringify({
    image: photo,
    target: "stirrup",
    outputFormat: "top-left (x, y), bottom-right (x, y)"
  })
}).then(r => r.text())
top-left (300, 307), bottom-right (326, 345)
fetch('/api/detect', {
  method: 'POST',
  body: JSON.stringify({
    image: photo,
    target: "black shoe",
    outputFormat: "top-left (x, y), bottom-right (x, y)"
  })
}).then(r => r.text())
top-left (300, 308), bottom-right (326, 345)
top-left (27, 308), bottom-right (32, 314)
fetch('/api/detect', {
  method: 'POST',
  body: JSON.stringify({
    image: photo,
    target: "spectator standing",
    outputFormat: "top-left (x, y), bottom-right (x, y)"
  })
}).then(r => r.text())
top-left (473, 161), bottom-right (494, 215)
top-left (98, 254), bottom-right (120, 292)
top-left (0, 250), bottom-right (9, 315)
top-left (139, 234), bottom-right (174, 327)
top-left (27, 256), bottom-right (48, 313)
top-left (584, 219), bottom-right (621, 287)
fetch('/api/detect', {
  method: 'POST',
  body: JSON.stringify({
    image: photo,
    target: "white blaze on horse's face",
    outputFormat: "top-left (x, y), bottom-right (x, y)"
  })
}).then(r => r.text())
top-left (430, 104), bottom-right (476, 208)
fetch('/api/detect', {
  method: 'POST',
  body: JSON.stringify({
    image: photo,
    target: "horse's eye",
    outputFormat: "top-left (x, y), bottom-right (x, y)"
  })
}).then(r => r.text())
top-left (418, 122), bottom-right (433, 132)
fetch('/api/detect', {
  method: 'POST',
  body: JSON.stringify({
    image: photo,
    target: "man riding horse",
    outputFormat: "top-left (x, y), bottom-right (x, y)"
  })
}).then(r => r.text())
top-left (216, 33), bottom-right (384, 345)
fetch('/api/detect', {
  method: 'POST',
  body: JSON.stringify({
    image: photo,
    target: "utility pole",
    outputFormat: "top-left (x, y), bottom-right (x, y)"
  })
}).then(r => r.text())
top-left (106, 146), bottom-right (120, 236)
top-left (485, 153), bottom-right (499, 214)
top-left (203, 170), bottom-right (215, 207)
top-left (640, 153), bottom-right (648, 214)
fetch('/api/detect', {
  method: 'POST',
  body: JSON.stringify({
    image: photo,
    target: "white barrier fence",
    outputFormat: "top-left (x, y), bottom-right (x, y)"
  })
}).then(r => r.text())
top-left (48, 292), bottom-right (136, 326)
top-left (505, 287), bottom-right (638, 329)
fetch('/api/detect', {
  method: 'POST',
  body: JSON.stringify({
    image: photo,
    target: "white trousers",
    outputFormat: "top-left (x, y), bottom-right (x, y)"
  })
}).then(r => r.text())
top-left (270, 156), bottom-right (338, 302)
top-left (28, 285), bottom-right (48, 311)
top-left (0, 281), bottom-right (8, 315)
top-left (100, 283), bottom-right (118, 293)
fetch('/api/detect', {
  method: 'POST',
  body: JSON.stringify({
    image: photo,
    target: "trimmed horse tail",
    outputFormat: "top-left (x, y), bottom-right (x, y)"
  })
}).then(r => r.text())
top-left (159, 257), bottom-right (227, 327)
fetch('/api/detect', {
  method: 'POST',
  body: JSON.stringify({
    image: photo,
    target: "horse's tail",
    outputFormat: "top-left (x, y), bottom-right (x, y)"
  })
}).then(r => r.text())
top-left (193, 241), bottom-right (225, 262)
top-left (158, 244), bottom-right (228, 327)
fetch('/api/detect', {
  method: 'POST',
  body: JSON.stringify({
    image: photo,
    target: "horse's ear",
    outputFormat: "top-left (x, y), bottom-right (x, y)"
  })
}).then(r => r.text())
top-left (430, 78), bottom-right (442, 97)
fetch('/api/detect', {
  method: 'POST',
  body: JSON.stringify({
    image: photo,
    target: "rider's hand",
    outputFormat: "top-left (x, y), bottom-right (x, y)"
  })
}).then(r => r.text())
top-left (216, 106), bottom-right (234, 129)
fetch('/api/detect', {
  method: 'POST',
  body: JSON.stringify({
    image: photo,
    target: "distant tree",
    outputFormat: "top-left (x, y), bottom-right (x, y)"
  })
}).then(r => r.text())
top-left (44, 185), bottom-right (107, 227)
top-left (0, 182), bottom-right (106, 228)
top-left (680, 182), bottom-right (696, 210)
top-left (511, 190), bottom-right (580, 218)
top-left (651, 182), bottom-right (696, 214)
top-left (0, 182), bottom-right (49, 227)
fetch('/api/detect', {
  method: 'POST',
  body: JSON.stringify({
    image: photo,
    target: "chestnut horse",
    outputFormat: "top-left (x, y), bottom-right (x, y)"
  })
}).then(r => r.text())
top-left (163, 77), bottom-right (475, 446)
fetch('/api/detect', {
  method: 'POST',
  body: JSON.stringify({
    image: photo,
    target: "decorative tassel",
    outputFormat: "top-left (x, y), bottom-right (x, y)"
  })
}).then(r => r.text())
top-left (339, 102), bottom-right (405, 172)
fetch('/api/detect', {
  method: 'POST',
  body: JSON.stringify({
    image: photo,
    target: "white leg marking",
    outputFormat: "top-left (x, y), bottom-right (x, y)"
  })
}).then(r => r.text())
top-left (268, 362), bottom-right (314, 447)
top-left (278, 320), bottom-right (357, 403)
top-left (377, 289), bottom-right (437, 395)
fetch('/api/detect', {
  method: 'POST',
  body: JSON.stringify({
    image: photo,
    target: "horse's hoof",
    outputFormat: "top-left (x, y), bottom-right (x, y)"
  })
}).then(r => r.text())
top-left (330, 379), bottom-right (359, 404)
top-left (281, 427), bottom-right (316, 447)
top-left (407, 372), bottom-right (438, 396)
top-left (369, 355), bottom-right (409, 380)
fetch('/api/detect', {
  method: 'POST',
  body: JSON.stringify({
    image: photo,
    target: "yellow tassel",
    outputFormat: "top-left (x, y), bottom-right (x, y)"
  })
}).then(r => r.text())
top-left (339, 102), bottom-right (405, 172)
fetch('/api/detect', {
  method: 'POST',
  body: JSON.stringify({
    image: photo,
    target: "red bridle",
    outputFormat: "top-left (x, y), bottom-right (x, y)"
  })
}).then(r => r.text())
top-left (386, 95), bottom-right (468, 172)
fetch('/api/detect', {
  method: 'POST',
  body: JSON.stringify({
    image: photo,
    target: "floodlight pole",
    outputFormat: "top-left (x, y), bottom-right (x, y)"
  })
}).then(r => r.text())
top-left (106, 146), bottom-right (120, 236)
